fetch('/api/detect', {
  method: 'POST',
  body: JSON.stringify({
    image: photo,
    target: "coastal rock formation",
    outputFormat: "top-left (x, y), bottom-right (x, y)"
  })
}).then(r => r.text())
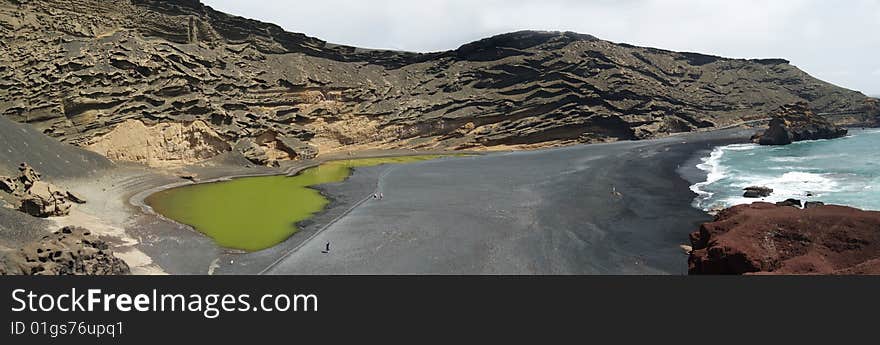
top-left (743, 186), bottom-right (773, 198)
top-left (805, 201), bottom-right (826, 209)
top-left (0, 0), bottom-right (874, 165)
top-left (688, 203), bottom-right (880, 275)
top-left (754, 102), bottom-right (849, 145)
top-left (775, 199), bottom-right (803, 207)
top-left (0, 226), bottom-right (130, 275)
top-left (864, 98), bottom-right (880, 126)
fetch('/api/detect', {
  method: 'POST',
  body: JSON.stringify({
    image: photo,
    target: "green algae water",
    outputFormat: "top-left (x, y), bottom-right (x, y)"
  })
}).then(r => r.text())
top-left (145, 156), bottom-right (451, 251)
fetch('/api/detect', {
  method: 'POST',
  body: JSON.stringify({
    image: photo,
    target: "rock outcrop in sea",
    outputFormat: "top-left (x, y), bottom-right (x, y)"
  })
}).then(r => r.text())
top-left (753, 102), bottom-right (849, 145)
top-left (0, 226), bottom-right (130, 275)
top-left (688, 202), bottom-right (880, 275)
top-left (0, 0), bottom-right (875, 167)
top-left (743, 186), bottom-right (773, 198)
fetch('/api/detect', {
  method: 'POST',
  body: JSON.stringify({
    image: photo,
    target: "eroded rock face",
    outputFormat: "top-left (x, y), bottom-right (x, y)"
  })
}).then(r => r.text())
top-left (0, 0), bottom-right (873, 162)
top-left (755, 102), bottom-right (849, 145)
top-left (0, 176), bottom-right (15, 193)
top-left (87, 119), bottom-right (230, 167)
top-left (0, 226), bottom-right (130, 275)
top-left (233, 131), bottom-right (319, 166)
top-left (688, 203), bottom-right (880, 275)
top-left (235, 138), bottom-right (271, 166)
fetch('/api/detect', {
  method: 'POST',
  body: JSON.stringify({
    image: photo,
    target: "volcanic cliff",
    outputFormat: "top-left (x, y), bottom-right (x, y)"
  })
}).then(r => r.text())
top-left (0, 0), bottom-right (875, 166)
top-left (689, 203), bottom-right (880, 275)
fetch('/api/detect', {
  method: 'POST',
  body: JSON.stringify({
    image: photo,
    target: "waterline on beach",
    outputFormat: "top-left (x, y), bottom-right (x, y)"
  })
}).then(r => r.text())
top-left (145, 155), bottom-right (454, 251)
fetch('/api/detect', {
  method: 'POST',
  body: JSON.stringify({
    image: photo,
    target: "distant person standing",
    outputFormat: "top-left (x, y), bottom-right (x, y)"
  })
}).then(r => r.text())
top-left (611, 186), bottom-right (623, 200)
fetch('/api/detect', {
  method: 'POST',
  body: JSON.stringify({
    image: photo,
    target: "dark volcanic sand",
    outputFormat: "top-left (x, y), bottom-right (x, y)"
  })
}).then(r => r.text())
top-left (0, 116), bottom-right (113, 252)
top-left (0, 116), bottom-right (112, 178)
top-left (215, 129), bottom-right (752, 275)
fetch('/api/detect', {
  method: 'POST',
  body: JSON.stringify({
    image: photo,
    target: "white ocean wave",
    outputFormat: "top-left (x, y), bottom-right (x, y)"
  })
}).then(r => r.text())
top-left (689, 146), bottom-right (727, 206)
top-left (769, 156), bottom-right (808, 163)
top-left (768, 154), bottom-right (845, 163)
top-left (708, 171), bottom-right (839, 208)
top-left (768, 166), bottom-right (821, 171)
top-left (689, 143), bottom-right (761, 209)
top-left (735, 171), bottom-right (837, 192)
top-left (690, 129), bottom-right (880, 211)
top-left (722, 143), bottom-right (759, 151)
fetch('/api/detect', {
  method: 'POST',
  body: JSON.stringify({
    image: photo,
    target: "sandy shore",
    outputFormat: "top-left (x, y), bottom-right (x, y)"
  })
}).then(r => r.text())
top-left (35, 128), bottom-right (752, 275)
top-left (45, 150), bottom-right (476, 275)
top-left (203, 128), bottom-right (750, 275)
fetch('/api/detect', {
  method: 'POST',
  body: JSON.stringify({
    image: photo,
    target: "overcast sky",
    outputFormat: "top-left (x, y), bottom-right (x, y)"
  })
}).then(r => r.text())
top-left (203, 0), bottom-right (880, 95)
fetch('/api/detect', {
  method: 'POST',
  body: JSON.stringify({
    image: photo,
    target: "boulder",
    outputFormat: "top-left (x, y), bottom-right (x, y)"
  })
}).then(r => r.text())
top-left (755, 102), bottom-right (848, 146)
top-left (235, 138), bottom-right (271, 166)
top-left (775, 199), bottom-right (802, 207)
top-left (19, 181), bottom-right (72, 217)
top-left (0, 176), bottom-right (15, 193)
top-left (0, 226), bottom-right (130, 275)
top-left (805, 201), bottom-right (826, 209)
top-left (17, 162), bottom-right (40, 188)
top-left (743, 186), bottom-right (773, 198)
top-left (276, 136), bottom-right (319, 160)
top-left (688, 202), bottom-right (880, 275)
top-left (236, 134), bottom-right (318, 166)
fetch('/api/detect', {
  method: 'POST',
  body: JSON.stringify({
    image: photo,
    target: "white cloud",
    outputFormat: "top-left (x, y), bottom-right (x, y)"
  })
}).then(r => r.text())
top-left (202, 0), bottom-right (880, 94)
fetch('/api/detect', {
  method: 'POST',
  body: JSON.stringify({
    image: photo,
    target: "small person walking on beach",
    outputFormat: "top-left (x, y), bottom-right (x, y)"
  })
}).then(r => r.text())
top-left (611, 186), bottom-right (623, 201)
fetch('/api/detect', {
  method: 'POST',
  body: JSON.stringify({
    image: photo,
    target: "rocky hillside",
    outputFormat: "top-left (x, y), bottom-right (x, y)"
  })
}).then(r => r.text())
top-left (1, 0), bottom-right (875, 166)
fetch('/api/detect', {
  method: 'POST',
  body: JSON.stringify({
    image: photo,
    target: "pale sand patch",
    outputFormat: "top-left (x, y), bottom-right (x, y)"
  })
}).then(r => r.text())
top-left (114, 249), bottom-right (166, 275)
top-left (49, 208), bottom-right (167, 275)
top-left (87, 119), bottom-right (230, 168)
top-left (207, 257), bottom-right (221, 275)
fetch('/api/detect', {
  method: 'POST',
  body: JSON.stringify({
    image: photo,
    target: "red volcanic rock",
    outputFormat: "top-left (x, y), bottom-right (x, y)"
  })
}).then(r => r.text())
top-left (688, 202), bottom-right (880, 275)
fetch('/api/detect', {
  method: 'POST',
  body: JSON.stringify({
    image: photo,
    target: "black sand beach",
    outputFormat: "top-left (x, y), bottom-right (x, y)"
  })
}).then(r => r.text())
top-left (0, 118), bottom-right (753, 274)
top-left (2, 113), bottom-right (753, 275)
top-left (206, 128), bottom-right (754, 275)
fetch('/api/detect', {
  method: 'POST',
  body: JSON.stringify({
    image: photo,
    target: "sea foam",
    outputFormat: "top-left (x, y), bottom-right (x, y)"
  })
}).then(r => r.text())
top-left (688, 129), bottom-right (880, 211)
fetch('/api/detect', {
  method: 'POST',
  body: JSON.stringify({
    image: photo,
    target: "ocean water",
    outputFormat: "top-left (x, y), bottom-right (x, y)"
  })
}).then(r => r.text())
top-left (691, 128), bottom-right (880, 211)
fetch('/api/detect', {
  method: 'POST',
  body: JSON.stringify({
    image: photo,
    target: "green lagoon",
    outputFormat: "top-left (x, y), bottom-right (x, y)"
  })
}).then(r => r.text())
top-left (145, 155), bottom-right (451, 251)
